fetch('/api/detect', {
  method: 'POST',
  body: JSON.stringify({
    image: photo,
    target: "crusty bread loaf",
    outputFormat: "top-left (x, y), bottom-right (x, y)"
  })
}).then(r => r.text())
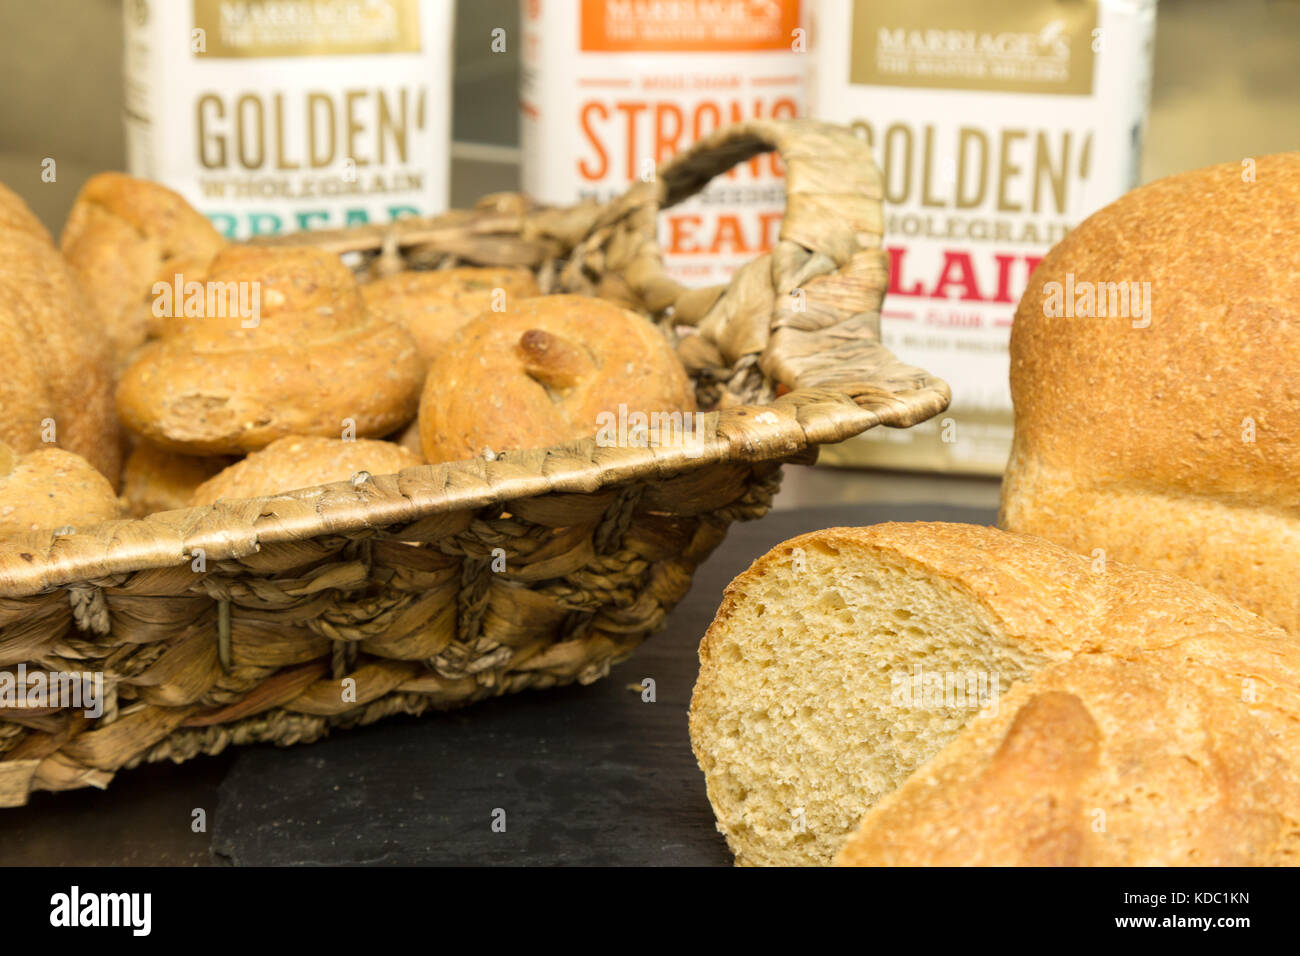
top-left (191, 435), bottom-right (422, 505)
top-left (121, 442), bottom-right (234, 517)
top-left (61, 172), bottom-right (226, 365)
top-left (361, 267), bottom-right (539, 365)
top-left (689, 522), bottom-right (1300, 866)
top-left (999, 152), bottom-right (1300, 635)
top-left (116, 245), bottom-right (425, 455)
top-left (836, 647), bottom-right (1300, 866)
top-left (0, 182), bottom-right (120, 480)
top-left (0, 442), bottom-right (124, 535)
top-left (418, 294), bottom-right (695, 463)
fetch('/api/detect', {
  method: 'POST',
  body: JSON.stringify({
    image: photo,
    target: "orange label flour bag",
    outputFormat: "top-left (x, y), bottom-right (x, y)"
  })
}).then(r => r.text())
top-left (521, 0), bottom-right (808, 287)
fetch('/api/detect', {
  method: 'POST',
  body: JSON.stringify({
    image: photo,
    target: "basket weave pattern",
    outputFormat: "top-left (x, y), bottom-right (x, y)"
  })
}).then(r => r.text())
top-left (0, 120), bottom-right (949, 805)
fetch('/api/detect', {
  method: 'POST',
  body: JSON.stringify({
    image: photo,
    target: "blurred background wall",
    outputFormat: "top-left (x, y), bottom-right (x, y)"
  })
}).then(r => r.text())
top-left (1, 0), bottom-right (1297, 232)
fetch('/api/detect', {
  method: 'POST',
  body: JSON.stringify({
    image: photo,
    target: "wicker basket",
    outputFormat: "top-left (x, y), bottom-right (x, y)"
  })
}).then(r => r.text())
top-left (0, 119), bottom-right (948, 806)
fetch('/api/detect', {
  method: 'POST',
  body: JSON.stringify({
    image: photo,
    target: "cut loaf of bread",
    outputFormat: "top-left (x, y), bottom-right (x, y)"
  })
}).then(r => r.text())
top-left (689, 522), bottom-right (1300, 866)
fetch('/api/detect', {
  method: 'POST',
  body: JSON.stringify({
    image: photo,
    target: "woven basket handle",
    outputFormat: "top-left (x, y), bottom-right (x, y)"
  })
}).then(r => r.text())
top-left (561, 118), bottom-right (947, 411)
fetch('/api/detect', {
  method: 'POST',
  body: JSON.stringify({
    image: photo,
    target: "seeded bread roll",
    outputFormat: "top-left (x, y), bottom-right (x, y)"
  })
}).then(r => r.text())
top-left (0, 182), bottom-right (120, 480)
top-left (121, 442), bottom-right (235, 517)
top-left (689, 522), bottom-right (1300, 866)
top-left (116, 245), bottom-right (425, 455)
top-left (61, 172), bottom-right (226, 364)
top-left (361, 267), bottom-right (539, 365)
top-left (192, 436), bottom-right (422, 505)
top-left (1000, 152), bottom-right (1300, 636)
top-left (418, 294), bottom-right (695, 463)
top-left (0, 442), bottom-right (124, 536)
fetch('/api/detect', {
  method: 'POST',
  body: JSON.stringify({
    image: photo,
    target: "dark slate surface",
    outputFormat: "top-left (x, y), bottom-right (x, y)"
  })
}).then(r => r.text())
top-left (211, 502), bottom-right (996, 866)
top-left (0, 502), bottom-right (995, 866)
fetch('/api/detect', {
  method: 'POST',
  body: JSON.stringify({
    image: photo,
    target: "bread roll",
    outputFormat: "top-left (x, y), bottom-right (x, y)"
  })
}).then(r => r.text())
top-left (0, 442), bottom-right (124, 535)
top-left (192, 435), bottom-right (422, 505)
top-left (121, 442), bottom-right (234, 517)
top-left (999, 152), bottom-right (1300, 635)
top-left (418, 294), bottom-right (695, 463)
top-left (0, 182), bottom-right (120, 480)
top-left (392, 419), bottom-right (423, 458)
top-left (61, 172), bottom-right (226, 364)
top-left (689, 522), bottom-right (1300, 866)
top-left (116, 245), bottom-right (425, 455)
top-left (361, 267), bottom-right (539, 364)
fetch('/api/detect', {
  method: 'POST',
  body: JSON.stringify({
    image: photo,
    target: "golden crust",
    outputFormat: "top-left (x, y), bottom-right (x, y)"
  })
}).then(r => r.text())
top-left (1000, 151), bottom-right (1300, 634)
top-left (191, 435), bottom-right (422, 505)
top-left (418, 294), bottom-right (695, 463)
top-left (361, 267), bottom-right (539, 364)
top-left (836, 648), bottom-right (1300, 866)
top-left (0, 442), bottom-right (124, 535)
top-left (116, 246), bottom-right (425, 455)
top-left (60, 172), bottom-right (226, 364)
top-left (697, 522), bottom-right (1270, 667)
top-left (0, 182), bottom-right (120, 480)
top-left (0, 183), bottom-right (53, 240)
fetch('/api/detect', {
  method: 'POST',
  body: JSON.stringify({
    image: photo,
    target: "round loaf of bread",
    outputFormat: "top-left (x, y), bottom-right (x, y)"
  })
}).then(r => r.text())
top-left (0, 442), bottom-right (124, 536)
top-left (418, 294), bottom-right (695, 463)
top-left (1000, 152), bottom-right (1300, 635)
top-left (61, 172), bottom-right (226, 365)
top-left (690, 522), bottom-right (1300, 866)
top-left (361, 267), bottom-right (539, 364)
top-left (0, 182), bottom-right (120, 481)
top-left (192, 435), bottom-right (422, 505)
top-left (121, 442), bottom-right (235, 517)
top-left (116, 245), bottom-right (425, 455)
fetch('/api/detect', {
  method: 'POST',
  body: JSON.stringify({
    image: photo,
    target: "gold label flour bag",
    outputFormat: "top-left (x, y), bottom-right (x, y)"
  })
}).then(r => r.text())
top-left (124, 0), bottom-right (453, 239)
top-left (812, 0), bottom-right (1156, 473)
top-left (521, 0), bottom-right (808, 286)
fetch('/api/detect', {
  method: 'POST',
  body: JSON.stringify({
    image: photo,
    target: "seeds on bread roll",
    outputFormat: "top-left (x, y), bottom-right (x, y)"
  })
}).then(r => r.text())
top-left (121, 441), bottom-right (235, 517)
top-left (689, 522), bottom-right (1300, 866)
top-left (0, 442), bottom-right (124, 535)
top-left (361, 267), bottom-right (539, 365)
top-left (61, 172), bottom-right (226, 365)
top-left (1000, 152), bottom-right (1300, 635)
top-left (0, 182), bottom-right (120, 481)
top-left (418, 294), bottom-right (695, 463)
top-left (191, 435), bottom-right (422, 505)
top-left (116, 245), bottom-right (425, 455)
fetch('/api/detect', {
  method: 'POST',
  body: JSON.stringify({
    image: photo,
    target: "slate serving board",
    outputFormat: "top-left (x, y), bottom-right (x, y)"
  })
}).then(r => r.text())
top-left (0, 502), bottom-right (995, 866)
